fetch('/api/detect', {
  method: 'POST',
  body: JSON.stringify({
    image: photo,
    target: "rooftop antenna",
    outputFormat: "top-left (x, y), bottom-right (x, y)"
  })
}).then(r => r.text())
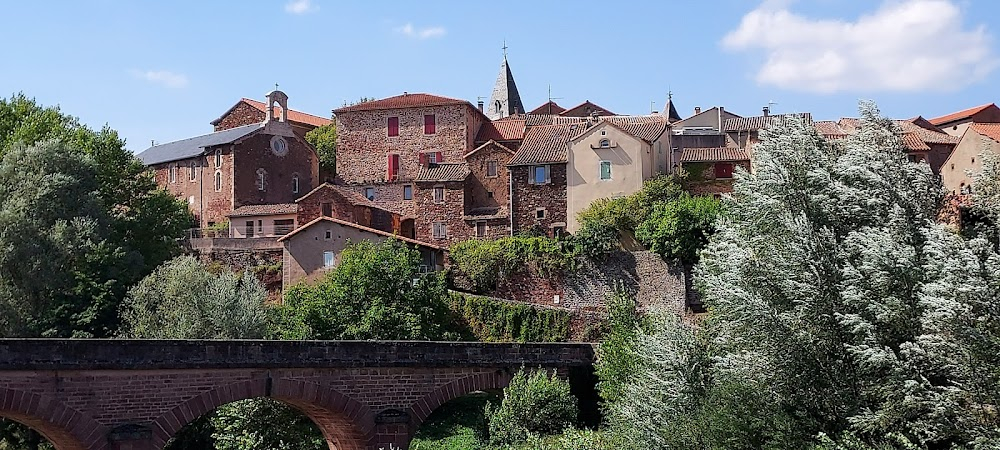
top-left (546, 85), bottom-right (563, 115)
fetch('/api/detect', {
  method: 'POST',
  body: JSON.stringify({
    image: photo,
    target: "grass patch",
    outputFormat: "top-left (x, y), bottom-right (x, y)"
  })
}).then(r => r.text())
top-left (410, 392), bottom-right (496, 450)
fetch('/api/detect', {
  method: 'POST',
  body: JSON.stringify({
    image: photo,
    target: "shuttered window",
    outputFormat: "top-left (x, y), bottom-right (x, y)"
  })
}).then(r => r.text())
top-left (600, 161), bottom-right (611, 180)
top-left (387, 117), bottom-right (399, 137)
top-left (714, 163), bottom-right (734, 179)
top-left (424, 115), bottom-right (436, 134)
top-left (387, 154), bottom-right (400, 181)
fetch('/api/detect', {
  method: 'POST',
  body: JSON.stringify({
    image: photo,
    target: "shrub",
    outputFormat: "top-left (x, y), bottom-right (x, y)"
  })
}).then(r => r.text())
top-left (449, 236), bottom-right (577, 292)
top-left (486, 370), bottom-right (578, 446)
top-left (448, 293), bottom-right (570, 342)
top-left (573, 175), bottom-right (684, 256)
top-left (635, 193), bottom-right (722, 264)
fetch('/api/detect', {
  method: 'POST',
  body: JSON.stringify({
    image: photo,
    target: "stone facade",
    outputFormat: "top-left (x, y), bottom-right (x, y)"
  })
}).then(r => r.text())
top-left (150, 148), bottom-right (235, 227)
top-left (232, 132), bottom-right (317, 208)
top-left (465, 142), bottom-right (513, 217)
top-left (510, 164), bottom-right (568, 236)
top-left (214, 101), bottom-right (267, 132)
top-left (681, 160), bottom-right (751, 196)
top-left (414, 180), bottom-right (467, 245)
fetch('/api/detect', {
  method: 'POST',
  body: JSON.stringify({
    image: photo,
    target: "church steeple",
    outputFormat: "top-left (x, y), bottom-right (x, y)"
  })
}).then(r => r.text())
top-left (487, 46), bottom-right (524, 120)
top-left (663, 91), bottom-right (682, 123)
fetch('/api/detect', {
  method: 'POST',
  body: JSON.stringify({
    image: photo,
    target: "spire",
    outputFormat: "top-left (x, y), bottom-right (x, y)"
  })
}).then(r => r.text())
top-left (487, 47), bottom-right (524, 120)
top-left (664, 91), bottom-right (681, 122)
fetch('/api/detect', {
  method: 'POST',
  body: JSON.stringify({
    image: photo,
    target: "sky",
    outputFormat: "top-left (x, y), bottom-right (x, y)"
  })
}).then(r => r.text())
top-left (2, 0), bottom-right (999, 152)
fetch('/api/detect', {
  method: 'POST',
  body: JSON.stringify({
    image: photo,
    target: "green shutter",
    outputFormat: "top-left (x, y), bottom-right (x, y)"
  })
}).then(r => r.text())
top-left (600, 161), bottom-right (611, 180)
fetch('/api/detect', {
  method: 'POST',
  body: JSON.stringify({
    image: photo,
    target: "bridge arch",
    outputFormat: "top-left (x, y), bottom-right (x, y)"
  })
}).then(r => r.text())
top-left (0, 387), bottom-right (105, 450)
top-left (407, 369), bottom-right (513, 433)
top-left (151, 378), bottom-right (372, 450)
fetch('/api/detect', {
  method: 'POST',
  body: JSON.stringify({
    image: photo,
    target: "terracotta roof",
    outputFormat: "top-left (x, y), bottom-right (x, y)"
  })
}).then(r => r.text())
top-left (523, 114), bottom-right (558, 127)
top-left (237, 98), bottom-right (331, 128)
top-left (333, 93), bottom-right (470, 113)
top-left (228, 203), bottom-right (298, 217)
top-left (895, 120), bottom-right (960, 145)
top-left (815, 120), bottom-right (848, 138)
top-left (508, 123), bottom-right (583, 166)
top-left (296, 183), bottom-right (375, 207)
top-left (464, 140), bottom-right (515, 159)
top-left (679, 147), bottom-right (749, 163)
top-left (559, 100), bottom-right (615, 117)
top-left (724, 113), bottom-right (813, 132)
top-left (901, 133), bottom-right (931, 151)
top-left (600, 115), bottom-right (668, 142)
top-left (929, 103), bottom-right (997, 126)
top-left (277, 216), bottom-right (443, 250)
top-left (971, 123), bottom-right (1000, 143)
top-left (476, 119), bottom-right (526, 142)
top-left (415, 163), bottom-right (471, 182)
top-left (529, 101), bottom-right (566, 115)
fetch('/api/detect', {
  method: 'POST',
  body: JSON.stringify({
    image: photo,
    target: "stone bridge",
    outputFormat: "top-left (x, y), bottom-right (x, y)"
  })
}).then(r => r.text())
top-left (0, 339), bottom-right (596, 450)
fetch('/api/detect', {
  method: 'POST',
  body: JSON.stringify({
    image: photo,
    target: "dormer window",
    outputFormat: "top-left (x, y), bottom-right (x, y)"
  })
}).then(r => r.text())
top-left (599, 139), bottom-right (611, 148)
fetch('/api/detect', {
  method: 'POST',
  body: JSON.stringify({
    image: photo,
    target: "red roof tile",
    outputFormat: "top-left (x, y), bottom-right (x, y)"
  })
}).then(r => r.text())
top-left (815, 120), bottom-right (848, 138)
top-left (333, 93), bottom-right (471, 113)
top-left (972, 123), bottom-right (1000, 143)
top-left (476, 119), bottom-right (526, 142)
top-left (296, 183), bottom-right (375, 207)
top-left (929, 103), bottom-right (997, 126)
top-left (600, 115), bottom-right (668, 142)
top-left (724, 113), bottom-right (813, 132)
top-left (901, 133), bottom-right (931, 151)
top-left (239, 98), bottom-right (331, 128)
top-left (415, 163), bottom-right (471, 182)
top-left (559, 100), bottom-right (615, 117)
top-left (679, 147), bottom-right (749, 163)
top-left (229, 203), bottom-right (298, 217)
top-left (529, 101), bottom-right (566, 115)
top-left (508, 123), bottom-right (583, 166)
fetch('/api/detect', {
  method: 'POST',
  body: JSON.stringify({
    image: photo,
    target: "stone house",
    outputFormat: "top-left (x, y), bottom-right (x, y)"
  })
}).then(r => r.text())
top-left (724, 110), bottom-right (813, 150)
top-left (507, 123), bottom-right (581, 236)
top-left (278, 216), bottom-right (444, 290)
top-left (678, 147), bottom-right (751, 196)
top-left (941, 123), bottom-right (1000, 194)
top-left (558, 100), bottom-right (615, 117)
top-left (669, 106), bottom-right (742, 172)
top-left (138, 91), bottom-right (319, 228)
top-left (930, 103), bottom-right (1000, 137)
top-left (212, 97), bottom-right (332, 137)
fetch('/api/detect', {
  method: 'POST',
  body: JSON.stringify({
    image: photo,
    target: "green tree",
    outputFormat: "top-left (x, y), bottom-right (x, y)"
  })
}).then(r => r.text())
top-left (280, 239), bottom-right (455, 340)
top-left (486, 370), bottom-right (578, 447)
top-left (635, 193), bottom-right (722, 264)
top-left (305, 123), bottom-right (336, 181)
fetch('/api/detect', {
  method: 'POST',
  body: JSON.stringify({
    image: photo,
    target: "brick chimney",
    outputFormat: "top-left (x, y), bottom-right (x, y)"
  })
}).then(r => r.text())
top-left (762, 106), bottom-right (770, 117)
top-left (694, 106), bottom-right (701, 115)
top-left (477, 100), bottom-right (484, 112)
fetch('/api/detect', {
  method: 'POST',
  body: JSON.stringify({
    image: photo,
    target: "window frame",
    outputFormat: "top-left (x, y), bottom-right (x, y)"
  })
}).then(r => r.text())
top-left (256, 168), bottom-right (267, 191)
top-left (364, 187), bottom-right (376, 200)
top-left (214, 171), bottom-right (222, 191)
top-left (292, 174), bottom-right (300, 194)
top-left (403, 184), bottom-right (413, 201)
top-left (432, 221), bottom-right (448, 240)
top-left (387, 116), bottom-right (399, 137)
top-left (214, 149), bottom-right (222, 168)
top-left (475, 221), bottom-right (487, 238)
top-left (169, 164), bottom-right (177, 183)
top-left (424, 114), bottom-right (436, 134)
top-left (535, 208), bottom-right (546, 220)
top-left (486, 160), bottom-right (498, 178)
top-left (433, 185), bottom-right (445, 204)
top-left (599, 160), bottom-right (612, 180)
top-left (189, 160), bottom-right (197, 181)
top-left (530, 165), bottom-right (550, 185)
top-left (599, 138), bottom-right (611, 148)
top-left (323, 251), bottom-right (335, 268)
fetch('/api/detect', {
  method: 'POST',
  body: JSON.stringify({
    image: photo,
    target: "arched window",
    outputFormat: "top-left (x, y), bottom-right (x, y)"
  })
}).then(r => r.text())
top-left (214, 171), bottom-right (222, 191)
top-left (599, 139), bottom-right (610, 148)
top-left (495, 100), bottom-right (502, 113)
top-left (214, 149), bottom-right (222, 168)
top-left (189, 160), bottom-right (197, 181)
top-left (292, 174), bottom-right (300, 194)
top-left (256, 168), bottom-right (267, 191)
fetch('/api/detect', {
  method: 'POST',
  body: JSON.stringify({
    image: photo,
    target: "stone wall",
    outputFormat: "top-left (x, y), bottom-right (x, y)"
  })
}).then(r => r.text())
top-left (233, 133), bottom-right (317, 208)
top-left (215, 101), bottom-right (265, 131)
top-left (414, 180), bottom-right (467, 245)
top-left (510, 164), bottom-right (568, 236)
top-left (151, 147), bottom-right (234, 227)
top-left (465, 142), bottom-right (513, 215)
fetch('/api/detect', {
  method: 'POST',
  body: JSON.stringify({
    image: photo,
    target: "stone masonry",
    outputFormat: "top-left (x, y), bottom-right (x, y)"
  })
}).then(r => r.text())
top-left (509, 164), bottom-right (568, 236)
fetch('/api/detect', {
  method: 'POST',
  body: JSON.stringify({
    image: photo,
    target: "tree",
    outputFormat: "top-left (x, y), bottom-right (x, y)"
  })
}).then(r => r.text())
top-left (305, 123), bottom-right (336, 181)
top-left (280, 239), bottom-right (456, 340)
top-left (486, 369), bottom-right (578, 447)
top-left (635, 193), bottom-right (722, 264)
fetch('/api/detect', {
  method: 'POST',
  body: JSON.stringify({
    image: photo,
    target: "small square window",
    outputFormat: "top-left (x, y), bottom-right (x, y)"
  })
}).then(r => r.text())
top-left (324, 229), bottom-right (332, 240)
top-left (403, 185), bottom-right (413, 200)
top-left (364, 187), bottom-right (375, 200)
top-left (433, 186), bottom-right (445, 203)
top-left (536, 208), bottom-right (546, 220)
top-left (486, 160), bottom-right (498, 177)
top-left (487, 191), bottom-right (494, 198)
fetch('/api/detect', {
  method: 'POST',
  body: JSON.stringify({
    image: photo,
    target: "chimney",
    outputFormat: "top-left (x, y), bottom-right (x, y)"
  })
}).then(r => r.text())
top-left (762, 106), bottom-right (770, 117)
top-left (694, 106), bottom-right (701, 115)
top-left (477, 100), bottom-right (484, 112)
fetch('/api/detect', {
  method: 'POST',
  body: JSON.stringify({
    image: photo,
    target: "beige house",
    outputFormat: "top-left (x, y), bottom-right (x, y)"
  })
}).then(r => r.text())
top-left (566, 116), bottom-right (669, 232)
top-left (941, 123), bottom-right (1000, 194)
top-left (277, 216), bottom-right (444, 290)
top-left (228, 204), bottom-right (298, 238)
top-left (929, 103), bottom-right (1000, 137)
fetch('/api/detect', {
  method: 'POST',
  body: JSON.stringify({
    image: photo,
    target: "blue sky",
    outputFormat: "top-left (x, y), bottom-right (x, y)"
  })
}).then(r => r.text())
top-left (2, 0), bottom-right (998, 151)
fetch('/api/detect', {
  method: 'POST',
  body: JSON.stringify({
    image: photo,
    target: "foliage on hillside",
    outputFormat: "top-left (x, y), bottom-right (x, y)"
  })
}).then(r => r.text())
top-left (635, 193), bottom-right (722, 264)
top-left (448, 293), bottom-right (570, 343)
top-left (448, 235), bottom-right (578, 292)
top-left (486, 370), bottom-right (578, 447)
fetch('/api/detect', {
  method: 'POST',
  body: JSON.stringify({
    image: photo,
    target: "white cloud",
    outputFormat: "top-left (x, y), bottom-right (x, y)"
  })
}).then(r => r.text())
top-left (395, 23), bottom-right (446, 40)
top-left (132, 70), bottom-right (188, 89)
top-left (285, 0), bottom-right (316, 15)
top-left (722, 0), bottom-right (998, 93)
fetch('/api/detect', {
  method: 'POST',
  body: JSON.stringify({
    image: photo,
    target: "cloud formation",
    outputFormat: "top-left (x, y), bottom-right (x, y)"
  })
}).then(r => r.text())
top-left (722, 0), bottom-right (997, 93)
top-left (395, 23), bottom-right (446, 40)
top-left (285, 0), bottom-right (316, 15)
top-left (132, 70), bottom-right (188, 89)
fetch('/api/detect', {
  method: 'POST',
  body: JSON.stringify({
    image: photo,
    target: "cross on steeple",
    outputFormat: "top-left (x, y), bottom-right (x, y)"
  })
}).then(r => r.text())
top-left (274, 82), bottom-right (279, 91)
top-left (502, 40), bottom-right (507, 58)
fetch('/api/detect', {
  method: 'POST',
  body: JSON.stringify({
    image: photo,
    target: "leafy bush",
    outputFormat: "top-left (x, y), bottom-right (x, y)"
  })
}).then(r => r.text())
top-left (449, 293), bottom-right (570, 342)
top-left (278, 239), bottom-right (457, 340)
top-left (635, 193), bottom-right (722, 264)
top-left (573, 175), bottom-right (684, 256)
top-left (210, 399), bottom-right (326, 450)
top-left (449, 236), bottom-right (578, 292)
top-left (486, 370), bottom-right (578, 446)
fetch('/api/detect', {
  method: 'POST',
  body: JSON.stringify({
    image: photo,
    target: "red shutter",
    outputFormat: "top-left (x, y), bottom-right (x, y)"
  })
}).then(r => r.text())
top-left (387, 154), bottom-right (395, 180)
top-left (419, 153), bottom-right (427, 166)
top-left (714, 163), bottom-right (734, 179)
top-left (424, 115), bottom-right (436, 134)
top-left (391, 154), bottom-right (400, 180)
top-left (435, 151), bottom-right (443, 163)
top-left (388, 117), bottom-right (399, 137)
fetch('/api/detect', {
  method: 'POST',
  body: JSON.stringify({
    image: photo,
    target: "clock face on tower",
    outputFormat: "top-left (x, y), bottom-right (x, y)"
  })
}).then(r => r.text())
top-left (270, 136), bottom-right (288, 157)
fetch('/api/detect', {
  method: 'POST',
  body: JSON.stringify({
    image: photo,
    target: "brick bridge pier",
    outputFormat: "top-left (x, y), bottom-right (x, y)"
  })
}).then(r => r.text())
top-left (0, 340), bottom-right (595, 450)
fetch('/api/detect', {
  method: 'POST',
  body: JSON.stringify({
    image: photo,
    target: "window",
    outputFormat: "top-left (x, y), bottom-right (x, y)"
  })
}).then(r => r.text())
top-left (535, 208), bottom-right (546, 220)
top-left (487, 191), bottom-right (494, 198)
top-left (530, 165), bottom-right (550, 185)
top-left (433, 186), bottom-right (445, 203)
top-left (364, 187), bottom-right (375, 200)
top-left (403, 185), bottom-right (413, 200)
top-left (256, 168), bottom-right (267, 191)
top-left (169, 164), bottom-right (177, 183)
top-left (323, 251), bottom-right (335, 268)
top-left (324, 229), bottom-right (332, 240)
top-left (486, 160), bottom-right (498, 177)
top-left (424, 114), bottom-right (436, 134)
top-left (600, 161), bottom-right (612, 180)
top-left (387, 154), bottom-right (400, 181)
top-left (428, 152), bottom-right (438, 164)
top-left (433, 222), bottom-right (448, 239)
top-left (600, 130), bottom-right (607, 136)
top-left (257, 220), bottom-right (262, 233)
top-left (214, 149), bottom-right (222, 168)
top-left (387, 117), bottom-right (399, 137)
top-left (189, 161), bottom-right (197, 181)
top-left (553, 226), bottom-right (565, 237)
top-left (274, 219), bottom-right (294, 236)
top-left (495, 100), bottom-right (503, 113)
top-left (321, 202), bottom-right (332, 217)
top-left (245, 220), bottom-right (255, 238)
top-left (214, 171), bottom-right (222, 191)
top-left (714, 163), bottom-right (734, 179)
top-left (476, 221), bottom-right (487, 238)
top-left (599, 139), bottom-right (610, 148)
top-left (292, 175), bottom-right (300, 194)
top-left (270, 136), bottom-right (288, 157)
